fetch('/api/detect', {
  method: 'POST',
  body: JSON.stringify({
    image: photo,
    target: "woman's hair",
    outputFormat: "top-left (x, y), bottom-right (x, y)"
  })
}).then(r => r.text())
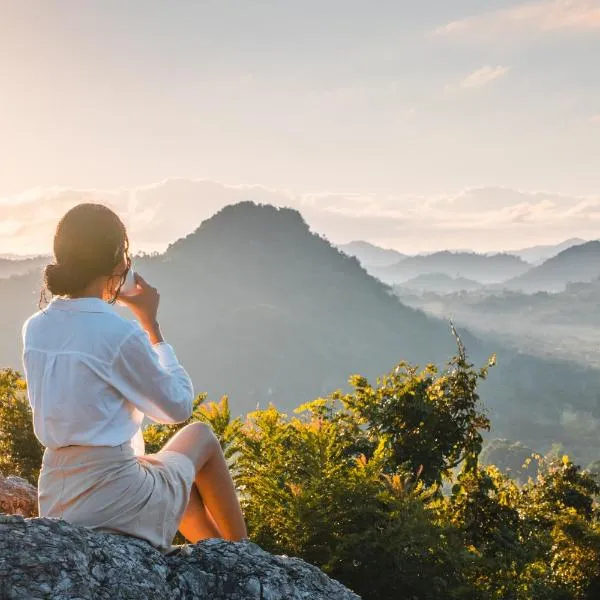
top-left (42, 203), bottom-right (131, 304)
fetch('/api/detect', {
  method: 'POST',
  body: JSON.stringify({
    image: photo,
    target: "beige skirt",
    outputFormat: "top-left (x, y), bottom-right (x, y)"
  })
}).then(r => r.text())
top-left (38, 442), bottom-right (196, 552)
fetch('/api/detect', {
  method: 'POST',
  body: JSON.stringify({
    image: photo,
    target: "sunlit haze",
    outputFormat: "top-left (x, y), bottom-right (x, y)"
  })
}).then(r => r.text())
top-left (1, 1), bottom-right (599, 255)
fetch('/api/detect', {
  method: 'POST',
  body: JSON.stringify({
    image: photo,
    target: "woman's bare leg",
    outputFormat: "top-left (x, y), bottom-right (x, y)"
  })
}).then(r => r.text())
top-left (178, 484), bottom-right (221, 542)
top-left (160, 422), bottom-right (247, 542)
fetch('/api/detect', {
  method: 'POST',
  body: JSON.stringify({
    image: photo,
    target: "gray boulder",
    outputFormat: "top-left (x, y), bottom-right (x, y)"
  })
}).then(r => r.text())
top-left (0, 515), bottom-right (359, 599)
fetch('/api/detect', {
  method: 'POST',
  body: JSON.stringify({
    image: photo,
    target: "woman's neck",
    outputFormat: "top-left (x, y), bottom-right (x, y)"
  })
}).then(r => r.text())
top-left (68, 278), bottom-right (108, 300)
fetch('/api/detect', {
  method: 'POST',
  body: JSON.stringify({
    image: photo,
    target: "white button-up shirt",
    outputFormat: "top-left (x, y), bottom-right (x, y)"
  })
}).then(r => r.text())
top-left (22, 296), bottom-right (194, 456)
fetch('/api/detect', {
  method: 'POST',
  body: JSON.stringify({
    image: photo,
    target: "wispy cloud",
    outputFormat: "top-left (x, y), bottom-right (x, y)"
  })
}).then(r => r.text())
top-left (459, 66), bottom-right (510, 89)
top-left (433, 0), bottom-right (600, 41)
top-left (1, 180), bottom-right (600, 256)
top-left (444, 66), bottom-right (510, 94)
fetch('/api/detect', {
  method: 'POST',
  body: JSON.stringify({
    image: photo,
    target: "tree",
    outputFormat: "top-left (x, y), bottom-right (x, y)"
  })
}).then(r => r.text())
top-left (330, 329), bottom-right (493, 487)
top-left (0, 369), bottom-right (43, 485)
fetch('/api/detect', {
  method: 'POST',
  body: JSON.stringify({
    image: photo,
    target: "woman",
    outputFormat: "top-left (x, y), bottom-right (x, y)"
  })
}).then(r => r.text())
top-left (22, 203), bottom-right (247, 551)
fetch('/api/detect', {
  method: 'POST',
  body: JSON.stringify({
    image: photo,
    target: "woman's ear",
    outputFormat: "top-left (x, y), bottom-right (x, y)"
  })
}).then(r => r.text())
top-left (112, 253), bottom-right (129, 277)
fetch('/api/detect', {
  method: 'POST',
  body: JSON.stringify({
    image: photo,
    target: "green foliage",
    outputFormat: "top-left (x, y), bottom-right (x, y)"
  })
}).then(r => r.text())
top-left (1, 337), bottom-right (598, 599)
top-left (0, 369), bottom-right (43, 485)
top-left (328, 329), bottom-right (492, 487)
top-left (229, 404), bottom-right (474, 600)
top-left (143, 393), bottom-right (238, 457)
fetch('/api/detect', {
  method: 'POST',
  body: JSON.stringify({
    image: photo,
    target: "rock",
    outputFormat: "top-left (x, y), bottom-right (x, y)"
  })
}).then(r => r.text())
top-left (0, 473), bottom-right (38, 517)
top-left (0, 515), bottom-right (360, 599)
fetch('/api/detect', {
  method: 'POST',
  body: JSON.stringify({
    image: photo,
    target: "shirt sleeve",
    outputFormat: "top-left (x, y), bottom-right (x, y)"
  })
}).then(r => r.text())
top-left (111, 326), bottom-right (195, 424)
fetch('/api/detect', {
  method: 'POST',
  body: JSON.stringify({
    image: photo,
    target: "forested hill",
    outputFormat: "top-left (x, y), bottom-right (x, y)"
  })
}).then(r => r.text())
top-left (134, 202), bottom-right (477, 411)
top-left (1, 203), bottom-right (473, 411)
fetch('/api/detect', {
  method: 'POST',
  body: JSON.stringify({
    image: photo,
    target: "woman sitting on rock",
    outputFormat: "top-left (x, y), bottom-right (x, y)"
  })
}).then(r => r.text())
top-left (21, 203), bottom-right (247, 551)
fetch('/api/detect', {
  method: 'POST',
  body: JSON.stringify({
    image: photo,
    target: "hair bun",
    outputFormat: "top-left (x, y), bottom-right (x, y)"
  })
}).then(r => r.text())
top-left (44, 263), bottom-right (89, 296)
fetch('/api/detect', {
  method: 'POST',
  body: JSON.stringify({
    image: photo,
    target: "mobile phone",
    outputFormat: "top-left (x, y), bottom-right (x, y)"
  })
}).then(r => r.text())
top-left (119, 268), bottom-right (137, 297)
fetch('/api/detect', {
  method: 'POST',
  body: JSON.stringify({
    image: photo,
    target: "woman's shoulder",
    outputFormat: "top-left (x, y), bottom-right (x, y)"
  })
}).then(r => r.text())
top-left (21, 301), bottom-right (142, 349)
top-left (92, 309), bottom-right (146, 348)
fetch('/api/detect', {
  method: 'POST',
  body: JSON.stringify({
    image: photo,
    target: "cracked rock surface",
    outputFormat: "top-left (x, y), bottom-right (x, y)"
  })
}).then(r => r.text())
top-left (0, 515), bottom-right (360, 599)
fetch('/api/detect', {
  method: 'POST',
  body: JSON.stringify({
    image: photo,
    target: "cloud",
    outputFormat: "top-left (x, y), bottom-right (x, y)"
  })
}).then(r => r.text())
top-left (591, 114), bottom-right (600, 123)
top-left (1, 180), bottom-right (600, 256)
top-left (444, 66), bottom-right (510, 94)
top-left (458, 66), bottom-right (510, 89)
top-left (433, 0), bottom-right (600, 42)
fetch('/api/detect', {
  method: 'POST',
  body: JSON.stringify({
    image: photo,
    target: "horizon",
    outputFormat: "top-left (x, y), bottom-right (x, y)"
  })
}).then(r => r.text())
top-left (2, 2), bottom-right (600, 254)
top-left (0, 190), bottom-right (595, 258)
top-left (2, 180), bottom-right (600, 257)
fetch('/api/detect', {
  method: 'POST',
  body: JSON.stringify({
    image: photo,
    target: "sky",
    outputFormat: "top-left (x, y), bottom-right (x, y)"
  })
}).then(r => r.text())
top-left (1, 0), bottom-right (599, 255)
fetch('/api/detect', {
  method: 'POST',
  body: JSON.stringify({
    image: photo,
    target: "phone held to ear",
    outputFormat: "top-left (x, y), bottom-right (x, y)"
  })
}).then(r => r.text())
top-left (118, 268), bottom-right (138, 298)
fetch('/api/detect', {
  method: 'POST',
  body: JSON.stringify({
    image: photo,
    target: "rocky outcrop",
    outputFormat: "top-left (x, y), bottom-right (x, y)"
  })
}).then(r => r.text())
top-left (0, 515), bottom-right (360, 599)
top-left (0, 474), bottom-right (37, 517)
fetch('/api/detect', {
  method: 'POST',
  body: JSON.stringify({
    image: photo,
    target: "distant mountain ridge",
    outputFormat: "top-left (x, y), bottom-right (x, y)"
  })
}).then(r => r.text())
top-left (508, 238), bottom-right (588, 265)
top-left (372, 251), bottom-right (529, 285)
top-left (503, 241), bottom-right (600, 293)
top-left (338, 241), bottom-right (406, 268)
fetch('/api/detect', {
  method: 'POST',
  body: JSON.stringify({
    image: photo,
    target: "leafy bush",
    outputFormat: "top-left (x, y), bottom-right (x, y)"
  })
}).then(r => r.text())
top-left (0, 369), bottom-right (43, 485)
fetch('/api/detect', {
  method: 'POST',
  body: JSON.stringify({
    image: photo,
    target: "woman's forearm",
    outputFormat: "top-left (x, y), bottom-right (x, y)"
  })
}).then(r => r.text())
top-left (142, 319), bottom-right (164, 345)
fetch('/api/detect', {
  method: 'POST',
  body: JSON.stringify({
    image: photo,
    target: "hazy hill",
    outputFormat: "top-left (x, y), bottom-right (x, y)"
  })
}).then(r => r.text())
top-left (0, 256), bottom-right (48, 279)
top-left (0, 203), bottom-right (472, 414)
top-left (508, 238), bottom-right (587, 265)
top-left (503, 241), bottom-right (600, 293)
top-left (338, 241), bottom-right (406, 268)
top-left (2, 202), bottom-right (600, 464)
top-left (133, 203), bottom-right (473, 412)
top-left (372, 252), bottom-right (529, 285)
top-left (395, 273), bottom-right (482, 294)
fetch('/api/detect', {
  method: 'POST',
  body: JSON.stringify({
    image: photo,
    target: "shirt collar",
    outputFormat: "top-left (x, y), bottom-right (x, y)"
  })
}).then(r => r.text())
top-left (49, 296), bottom-right (117, 314)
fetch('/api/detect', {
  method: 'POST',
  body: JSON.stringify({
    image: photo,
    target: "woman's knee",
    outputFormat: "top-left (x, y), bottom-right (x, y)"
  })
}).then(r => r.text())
top-left (161, 421), bottom-right (218, 464)
top-left (175, 422), bottom-right (219, 468)
top-left (183, 421), bottom-right (218, 443)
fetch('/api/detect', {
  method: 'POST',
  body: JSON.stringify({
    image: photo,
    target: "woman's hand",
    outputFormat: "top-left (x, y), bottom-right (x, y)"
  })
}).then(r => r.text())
top-left (118, 273), bottom-right (164, 344)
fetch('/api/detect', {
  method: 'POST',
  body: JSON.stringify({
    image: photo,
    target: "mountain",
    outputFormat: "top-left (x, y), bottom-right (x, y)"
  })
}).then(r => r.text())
top-left (0, 256), bottom-right (48, 279)
top-left (395, 273), bottom-right (482, 294)
top-left (372, 252), bottom-right (529, 285)
top-left (508, 238), bottom-right (588, 265)
top-left (2, 202), bottom-right (600, 465)
top-left (503, 241), bottom-right (600, 293)
top-left (338, 241), bottom-right (406, 268)
top-left (1, 203), bottom-right (472, 414)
